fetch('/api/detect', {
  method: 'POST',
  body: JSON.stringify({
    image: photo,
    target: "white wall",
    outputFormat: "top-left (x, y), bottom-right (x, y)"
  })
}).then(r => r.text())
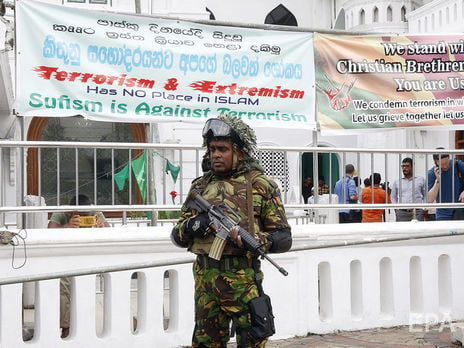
top-left (205, 0), bottom-right (333, 28)
top-left (2, 221), bottom-right (464, 346)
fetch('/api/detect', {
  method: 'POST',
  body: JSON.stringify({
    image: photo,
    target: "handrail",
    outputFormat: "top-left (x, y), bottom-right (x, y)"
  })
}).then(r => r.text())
top-left (1, 139), bottom-right (463, 155)
top-left (1, 228), bottom-right (463, 286)
top-left (0, 202), bottom-right (462, 214)
top-left (0, 256), bottom-right (195, 286)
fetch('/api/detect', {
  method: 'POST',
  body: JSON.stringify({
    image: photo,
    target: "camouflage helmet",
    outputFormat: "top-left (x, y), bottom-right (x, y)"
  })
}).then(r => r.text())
top-left (202, 115), bottom-right (257, 154)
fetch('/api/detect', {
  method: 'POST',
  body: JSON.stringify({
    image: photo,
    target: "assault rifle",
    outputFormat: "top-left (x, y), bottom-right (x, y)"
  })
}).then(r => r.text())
top-left (187, 190), bottom-right (288, 276)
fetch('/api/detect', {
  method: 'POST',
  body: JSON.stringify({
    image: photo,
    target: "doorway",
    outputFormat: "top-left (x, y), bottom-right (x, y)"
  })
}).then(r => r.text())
top-left (301, 151), bottom-right (340, 194)
top-left (26, 116), bottom-right (146, 207)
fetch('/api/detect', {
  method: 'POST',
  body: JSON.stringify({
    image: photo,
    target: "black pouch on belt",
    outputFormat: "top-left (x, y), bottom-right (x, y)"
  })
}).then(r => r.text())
top-left (248, 293), bottom-right (275, 339)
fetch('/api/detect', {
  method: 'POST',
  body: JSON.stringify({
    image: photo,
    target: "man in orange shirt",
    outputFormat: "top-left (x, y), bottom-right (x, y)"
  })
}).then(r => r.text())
top-left (362, 173), bottom-right (391, 222)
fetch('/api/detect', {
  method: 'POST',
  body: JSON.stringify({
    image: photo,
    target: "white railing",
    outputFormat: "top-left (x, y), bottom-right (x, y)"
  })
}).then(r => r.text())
top-left (2, 140), bottom-right (464, 229)
top-left (1, 220), bottom-right (464, 347)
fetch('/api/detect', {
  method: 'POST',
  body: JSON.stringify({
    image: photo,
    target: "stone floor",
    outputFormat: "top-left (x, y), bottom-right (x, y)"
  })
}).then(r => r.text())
top-left (263, 324), bottom-right (463, 348)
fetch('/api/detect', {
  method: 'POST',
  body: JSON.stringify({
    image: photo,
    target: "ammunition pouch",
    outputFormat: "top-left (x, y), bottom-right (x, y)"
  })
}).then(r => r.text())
top-left (248, 294), bottom-right (275, 339)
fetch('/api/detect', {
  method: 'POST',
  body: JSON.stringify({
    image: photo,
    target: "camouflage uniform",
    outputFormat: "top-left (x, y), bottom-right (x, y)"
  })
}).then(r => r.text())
top-left (173, 157), bottom-right (290, 347)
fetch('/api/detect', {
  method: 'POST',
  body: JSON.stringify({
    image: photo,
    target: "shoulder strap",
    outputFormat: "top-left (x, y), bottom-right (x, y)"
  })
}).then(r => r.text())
top-left (245, 171), bottom-right (265, 294)
top-left (245, 171), bottom-right (257, 236)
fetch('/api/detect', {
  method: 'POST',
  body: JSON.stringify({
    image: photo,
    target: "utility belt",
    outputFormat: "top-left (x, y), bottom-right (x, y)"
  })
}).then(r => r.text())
top-left (196, 254), bottom-right (256, 271)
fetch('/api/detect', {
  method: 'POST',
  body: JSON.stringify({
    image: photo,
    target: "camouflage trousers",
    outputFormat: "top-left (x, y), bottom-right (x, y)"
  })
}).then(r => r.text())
top-left (192, 260), bottom-right (267, 348)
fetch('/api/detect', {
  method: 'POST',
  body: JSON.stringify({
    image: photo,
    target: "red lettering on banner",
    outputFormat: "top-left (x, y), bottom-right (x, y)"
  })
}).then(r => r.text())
top-left (32, 66), bottom-right (156, 89)
top-left (189, 80), bottom-right (304, 99)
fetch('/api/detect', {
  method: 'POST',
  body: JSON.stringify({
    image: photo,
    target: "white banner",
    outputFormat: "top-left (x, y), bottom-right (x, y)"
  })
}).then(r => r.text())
top-left (15, 0), bottom-right (315, 129)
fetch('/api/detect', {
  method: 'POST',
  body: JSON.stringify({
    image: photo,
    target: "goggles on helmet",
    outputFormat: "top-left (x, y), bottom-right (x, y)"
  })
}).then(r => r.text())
top-left (202, 118), bottom-right (243, 147)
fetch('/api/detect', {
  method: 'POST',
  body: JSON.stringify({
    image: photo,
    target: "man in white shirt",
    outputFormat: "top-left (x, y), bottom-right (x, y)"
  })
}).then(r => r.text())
top-left (391, 157), bottom-right (426, 221)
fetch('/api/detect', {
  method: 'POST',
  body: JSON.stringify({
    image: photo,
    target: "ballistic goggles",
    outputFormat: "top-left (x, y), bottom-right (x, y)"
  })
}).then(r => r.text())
top-left (202, 118), bottom-right (243, 147)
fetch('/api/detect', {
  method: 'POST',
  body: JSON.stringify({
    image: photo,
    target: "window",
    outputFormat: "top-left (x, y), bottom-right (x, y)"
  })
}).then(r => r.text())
top-left (27, 117), bottom-right (146, 207)
top-left (387, 6), bottom-right (393, 22)
top-left (265, 4), bottom-right (298, 26)
top-left (359, 9), bottom-right (365, 25)
top-left (373, 7), bottom-right (379, 22)
top-left (39, 118), bottom-right (135, 206)
top-left (256, 150), bottom-right (289, 192)
top-left (401, 6), bottom-right (407, 22)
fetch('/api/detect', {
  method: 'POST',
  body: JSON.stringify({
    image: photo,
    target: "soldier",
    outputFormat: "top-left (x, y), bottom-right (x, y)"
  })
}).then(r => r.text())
top-left (171, 115), bottom-right (292, 347)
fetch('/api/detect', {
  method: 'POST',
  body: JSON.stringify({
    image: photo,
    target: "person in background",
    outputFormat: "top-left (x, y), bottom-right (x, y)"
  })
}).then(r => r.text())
top-left (391, 157), bottom-right (426, 221)
top-left (171, 115), bottom-right (292, 347)
top-left (334, 164), bottom-right (358, 223)
top-left (362, 173), bottom-right (391, 223)
top-left (302, 176), bottom-right (313, 204)
top-left (427, 148), bottom-right (464, 220)
top-left (317, 176), bottom-right (330, 195)
top-left (48, 194), bottom-right (109, 338)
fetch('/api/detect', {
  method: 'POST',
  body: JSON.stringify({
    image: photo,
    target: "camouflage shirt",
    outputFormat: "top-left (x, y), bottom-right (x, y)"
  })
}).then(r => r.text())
top-left (173, 161), bottom-right (290, 256)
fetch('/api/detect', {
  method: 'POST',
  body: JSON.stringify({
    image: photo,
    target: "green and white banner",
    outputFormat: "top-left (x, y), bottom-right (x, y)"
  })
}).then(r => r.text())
top-left (15, 0), bottom-right (316, 129)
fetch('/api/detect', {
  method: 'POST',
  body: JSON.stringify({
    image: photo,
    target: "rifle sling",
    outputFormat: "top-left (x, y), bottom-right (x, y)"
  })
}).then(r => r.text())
top-left (245, 172), bottom-right (266, 295)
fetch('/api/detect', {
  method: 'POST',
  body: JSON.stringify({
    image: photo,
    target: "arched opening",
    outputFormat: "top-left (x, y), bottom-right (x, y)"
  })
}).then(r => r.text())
top-left (359, 9), bottom-right (365, 25)
top-left (265, 4), bottom-right (297, 26)
top-left (301, 150), bottom-right (340, 201)
top-left (401, 6), bottom-right (407, 22)
top-left (387, 6), bottom-right (393, 22)
top-left (26, 117), bottom-right (146, 209)
top-left (373, 7), bottom-right (379, 22)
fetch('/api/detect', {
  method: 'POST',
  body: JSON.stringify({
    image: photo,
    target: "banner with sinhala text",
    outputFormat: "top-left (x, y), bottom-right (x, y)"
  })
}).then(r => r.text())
top-left (314, 33), bottom-right (464, 131)
top-left (15, 0), bottom-right (315, 129)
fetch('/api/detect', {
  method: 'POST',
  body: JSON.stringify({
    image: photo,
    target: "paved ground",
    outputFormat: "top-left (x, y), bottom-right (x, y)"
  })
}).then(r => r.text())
top-left (262, 324), bottom-right (463, 348)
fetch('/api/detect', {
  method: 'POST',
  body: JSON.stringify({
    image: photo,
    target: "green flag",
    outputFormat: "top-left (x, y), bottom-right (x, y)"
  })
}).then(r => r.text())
top-left (165, 159), bottom-right (180, 183)
top-left (114, 164), bottom-right (129, 191)
top-left (132, 151), bottom-right (147, 202)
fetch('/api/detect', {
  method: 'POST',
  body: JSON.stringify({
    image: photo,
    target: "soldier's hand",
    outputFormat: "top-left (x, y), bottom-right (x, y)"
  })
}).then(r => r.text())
top-left (229, 226), bottom-right (243, 248)
top-left (185, 213), bottom-right (213, 238)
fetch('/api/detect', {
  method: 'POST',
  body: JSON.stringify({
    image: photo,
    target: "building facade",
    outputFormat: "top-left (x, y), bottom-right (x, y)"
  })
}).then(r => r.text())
top-left (0, 0), bottom-right (463, 216)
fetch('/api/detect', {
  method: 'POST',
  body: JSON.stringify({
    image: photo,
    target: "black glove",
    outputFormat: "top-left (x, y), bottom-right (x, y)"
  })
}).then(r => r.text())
top-left (185, 213), bottom-right (211, 238)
